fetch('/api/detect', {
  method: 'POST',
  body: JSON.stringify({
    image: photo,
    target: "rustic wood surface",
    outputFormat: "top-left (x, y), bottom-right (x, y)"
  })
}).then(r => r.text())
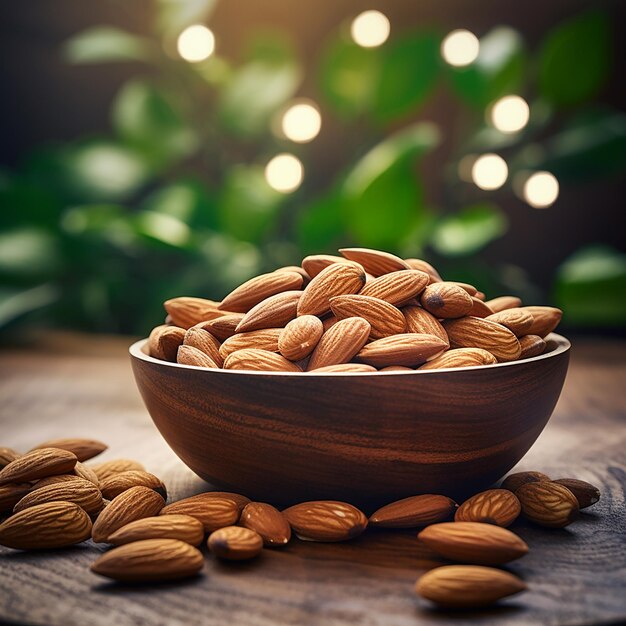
top-left (0, 333), bottom-right (625, 626)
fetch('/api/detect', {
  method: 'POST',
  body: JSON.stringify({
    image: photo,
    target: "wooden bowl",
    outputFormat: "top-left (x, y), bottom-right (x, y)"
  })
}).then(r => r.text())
top-left (130, 334), bottom-right (570, 507)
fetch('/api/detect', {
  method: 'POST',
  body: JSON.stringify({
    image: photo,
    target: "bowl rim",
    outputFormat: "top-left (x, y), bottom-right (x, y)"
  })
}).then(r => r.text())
top-left (129, 332), bottom-right (570, 376)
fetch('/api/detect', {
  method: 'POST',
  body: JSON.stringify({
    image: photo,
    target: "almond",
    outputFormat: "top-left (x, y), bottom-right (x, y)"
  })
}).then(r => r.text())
top-left (402, 306), bottom-right (449, 344)
top-left (99, 470), bottom-right (167, 500)
top-left (452, 281), bottom-right (478, 296)
top-left (177, 344), bottom-right (219, 368)
top-left (73, 461), bottom-right (101, 487)
top-left (486, 308), bottom-right (534, 336)
top-left (283, 500), bottom-right (367, 542)
top-left (160, 493), bottom-right (245, 531)
top-left (91, 538), bottom-right (204, 582)
top-left (455, 489), bottom-right (521, 527)
top-left (330, 294), bottom-right (406, 339)
top-left (30, 474), bottom-right (83, 490)
top-left (14, 477), bottom-right (103, 516)
top-left (183, 326), bottom-right (223, 366)
top-left (208, 525), bottom-right (263, 560)
top-left (0, 501), bottom-right (92, 550)
top-left (501, 471), bottom-right (551, 493)
top-left (240, 502), bottom-right (291, 547)
top-left (0, 447), bottom-right (20, 468)
top-left (236, 291), bottom-right (302, 333)
top-left (198, 313), bottom-right (245, 341)
top-left (107, 514), bottom-right (205, 546)
top-left (301, 254), bottom-right (348, 278)
top-left (148, 325), bottom-right (186, 361)
top-left (404, 258), bottom-right (442, 282)
top-left (0, 448), bottom-right (77, 486)
top-left (224, 349), bottom-right (302, 372)
top-left (519, 334), bottom-right (547, 359)
top-left (355, 334), bottom-right (448, 368)
top-left (444, 317), bottom-right (522, 362)
top-left (485, 296), bottom-right (522, 313)
top-left (29, 438), bottom-right (107, 462)
top-left (522, 305), bottom-right (563, 337)
top-left (297, 262), bottom-right (365, 317)
top-left (274, 265), bottom-right (311, 284)
top-left (89, 459), bottom-right (146, 482)
top-left (278, 315), bottom-right (324, 361)
top-left (307, 317), bottom-right (371, 370)
top-left (415, 565), bottom-right (526, 608)
top-left (418, 348), bottom-right (497, 370)
top-left (339, 247), bottom-right (410, 276)
top-left (0, 483), bottom-right (32, 512)
top-left (91, 486), bottom-right (165, 542)
top-left (163, 297), bottom-right (224, 328)
top-left (379, 366), bottom-right (413, 371)
top-left (417, 521), bottom-right (528, 565)
top-left (219, 271), bottom-right (304, 313)
top-left (219, 328), bottom-right (282, 358)
top-left (468, 297), bottom-right (494, 318)
top-left (322, 314), bottom-right (338, 331)
top-left (516, 481), bottom-right (579, 528)
top-left (359, 270), bottom-right (429, 305)
top-left (420, 282), bottom-right (473, 319)
top-left (311, 364), bottom-right (377, 373)
top-left (553, 478), bottom-right (600, 509)
top-left (369, 494), bottom-right (457, 528)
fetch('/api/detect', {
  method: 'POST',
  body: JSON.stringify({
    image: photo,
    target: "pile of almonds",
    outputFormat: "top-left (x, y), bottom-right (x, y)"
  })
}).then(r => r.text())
top-left (148, 247), bottom-right (563, 372)
top-left (0, 439), bottom-right (600, 609)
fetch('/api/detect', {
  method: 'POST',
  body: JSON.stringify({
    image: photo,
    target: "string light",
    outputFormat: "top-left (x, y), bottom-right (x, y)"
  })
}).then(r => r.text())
top-left (471, 154), bottom-right (508, 190)
top-left (177, 25), bottom-right (215, 62)
top-left (490, 95), bottom-right (530, 133)
top-left (441, 29), bottom-right (480, 67)
top-left (523, 171), bottom-right (559, 208)
top-left (281, 101), bottom-right (322, 143)
top-left (350, 10), bottom-right (390, 48)
top-left (265, 154), bottom-right (304, 193)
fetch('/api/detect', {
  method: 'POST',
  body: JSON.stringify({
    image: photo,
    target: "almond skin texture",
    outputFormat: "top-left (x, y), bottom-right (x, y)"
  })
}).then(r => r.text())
top-left (359, 270), bottom-right (429, 305)
top-left (0, 483), bottom-right (32, 512)
top-left (148, 325), bottom-right (186, 361)
top-left (30, 474), bottom-right (82, 491)
top-left (0, 501), bottom-right (92, 550)
top-left (416, 565), bottom-right (526, 608)
top-left (501, 471), bottom-right (551, 493)
top-left (404, 258), bottom-right (442, 282)
top-left (14, 477), bottom-right (103, 516)
top-left (516, 481), bottom-right (579, 528)
top-left (224, 349), bottom-right (302, 372)
top-left (283, 501), bottom-right (367, 542)
top-left (236, 291), bottom-right (302, 333)
top-left (0, 448), bottom-right (77, 486)
top-left (486, 308), bottom-right (534, 337)
top-left (90, 459), bottom-right (145, 482)
top-left (0, 447), bottom-right (20, 468)
top-left (307, 317), bottom-right (371, 370)
top-left (330, 294), bottom-right (406, 339)
top-left (553, 478), bottom-right (600, 509)
top-left (444, 317), bottom-right (522, 362)
top-left (402, 306), bottom-right (449, 344)
top-left (369, 495), bottom-right (457, 528)
top-left (420, 282), bottom-right (473, 319)
top-left (92, 486), bottom-right (165, 543)
top-left (99, 470), bottom-right (167, 501)
top-left (519, 335), bottom-right (547, 359)
top-left (199, 314), bottom-right (245, 341)
top-left (417, 522), bottom-right (528, 565)
top-left (455, 489), bottom-right (521, 527)
top-left (278, 315), bottom-right (324, 361)
top-left (355, 334), bottom-right (448, 368)
top-left (452, 281), bottom-right (478, 296)
top-left (163, 297), bottom-right (224, 328)
top-left (379, 366), bottom-right (413, 371)
top-left (301, 254), bottom-right (348, 278)
top-left (29, 438), bottom-right (107, 462)
top-left (107, 514), bottom-right (205, 546)
top-left (240, 502), bottom-right (291, 547)
top-left (522, 305), bottom-right (563, 337)
top-left (208, 525), bottom-right (263, 560)
top-left (485, 296), bottom-right (522, 313)
top-left (339, 247), bottom-right (410, 276)
top-left (160, 493), bottom-right (243, 531)
top-left (274, 265), bottom-right (311, 284)
top-left (297, 262), bottom-right (366, 317)
top-left (468, 297), bottom-right (494, 318)
top-left (219, 271), bottom-right (303, 313)
top-left (220, 328), bottom-right (282, 358)
top-left (311, 364), bottom-right (377, 373)
top-left (73, 461), bottom-right (100, 487)
top-left (183, 326), bottom-right (223, 366)
top-left (91, 538), bottom-right (204, 582)
top-left (418, 348), bottom-right (497, 370)
top-left (177, 345), bottom-right (219, 368)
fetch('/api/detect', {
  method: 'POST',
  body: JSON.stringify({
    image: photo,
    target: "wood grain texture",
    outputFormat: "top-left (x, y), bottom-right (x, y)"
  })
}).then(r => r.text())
top-left (0, 332), bottom-right (625, 626)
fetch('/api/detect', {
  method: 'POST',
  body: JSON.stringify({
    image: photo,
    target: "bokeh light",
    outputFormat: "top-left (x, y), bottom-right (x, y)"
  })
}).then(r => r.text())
top-left (350, 10), bottom-right (391, 48)
top-left (441, 29), bottom-right (480, 67)
top-left (523, 171), bottom-right (559, 208)
top-left (490, 95), bottom-right (530, 133)
top-left (471, 154), bottom-right (508, 190)
top-left (281, 101), bottom-right (322, 143)
top-left (177, 25), bottom-right (215, 62)
top-left (264, 154), bottom-right (304, 193)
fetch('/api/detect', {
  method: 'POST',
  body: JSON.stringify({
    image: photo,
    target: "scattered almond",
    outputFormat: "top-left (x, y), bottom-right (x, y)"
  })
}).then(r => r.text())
top-left (0, 448), bottom-right (78, 486)
top-left (14, 477), bottom-right (103, 516)
top-left (501, 471), bottom-right (551, 493)
top-left (283, 500), bottom-right (367, 542)
top-left (240, 502), bottom-right (291, 547)
top-left (29, 438), bottom-right (107, 462)
top-left (455, 489), bottom-right (521, 527)
top-left (278, 315), bottom-right (324, 361)
top-left (553, 478), bottom-right (600, 509)
top-left (90, 459), bottom-right (146, 482)
top-left (208, 525), bottom-right (263, 560)
top-left (107, 514), bottom-right (204, 546)
top-left (160, 493), bottom-right (243, 531)
top-left (99, 470), bottom-right (167, 501)
top-left (339, 247), bottom-right (410, 276)
top-left (369, 495), bottom-right (457, 528)
top-left (516, 481), bottom-right (579, 528)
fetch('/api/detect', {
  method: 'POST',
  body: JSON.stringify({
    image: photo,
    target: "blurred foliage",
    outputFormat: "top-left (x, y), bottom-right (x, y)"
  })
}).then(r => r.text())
top-left (1, 2), bottom-right (625, 334)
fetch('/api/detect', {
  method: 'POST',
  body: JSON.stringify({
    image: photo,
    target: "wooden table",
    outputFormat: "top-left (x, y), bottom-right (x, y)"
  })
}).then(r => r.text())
top-left (1, 333), bottom-right (625, 626)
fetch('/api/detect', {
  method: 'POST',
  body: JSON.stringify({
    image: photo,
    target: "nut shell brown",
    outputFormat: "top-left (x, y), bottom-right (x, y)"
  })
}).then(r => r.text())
top-left (208, 525), bottom-right (263, 560)
top-left (283, 500), bottom-right (367, 542)
top-left (455, 489), bottom-right (521, 527)
top-left (369, 494), bottom-right (457, 528)
top-left (516, 481), bottom-right (579, 527)
top-left (553, 478), bottom-right (600, 509)
top-left (240, 502), bottom-right (291, 547)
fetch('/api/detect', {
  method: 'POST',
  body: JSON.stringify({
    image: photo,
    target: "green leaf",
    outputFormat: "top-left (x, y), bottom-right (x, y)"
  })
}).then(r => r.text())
top-left (555, 246), bottom-right (626, 327)
top-left (0, 228), bottom-right (63, 280)
top-left (373, 31), bottom-right (440, 122)
top-left (0, 284), bottom-right (59, 329)
top-left (64, 27), bottom-right (151, 64)
top-left (155, 0), bottom-right (217, 37)
top-left (538, 12), bottom-right (611, 106)
top-left (296, 190), bottom-right (345, 254)
top-left (133, 211), bottom-right (192, 249)
top-left (431, 204), bottom-right (508, 256)
top-left (448, 27), bottom-right (525, 108)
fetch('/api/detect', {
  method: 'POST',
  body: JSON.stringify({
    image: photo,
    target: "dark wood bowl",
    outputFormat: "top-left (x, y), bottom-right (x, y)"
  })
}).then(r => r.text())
top-left (130, 334), bottom-right (570, 507)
